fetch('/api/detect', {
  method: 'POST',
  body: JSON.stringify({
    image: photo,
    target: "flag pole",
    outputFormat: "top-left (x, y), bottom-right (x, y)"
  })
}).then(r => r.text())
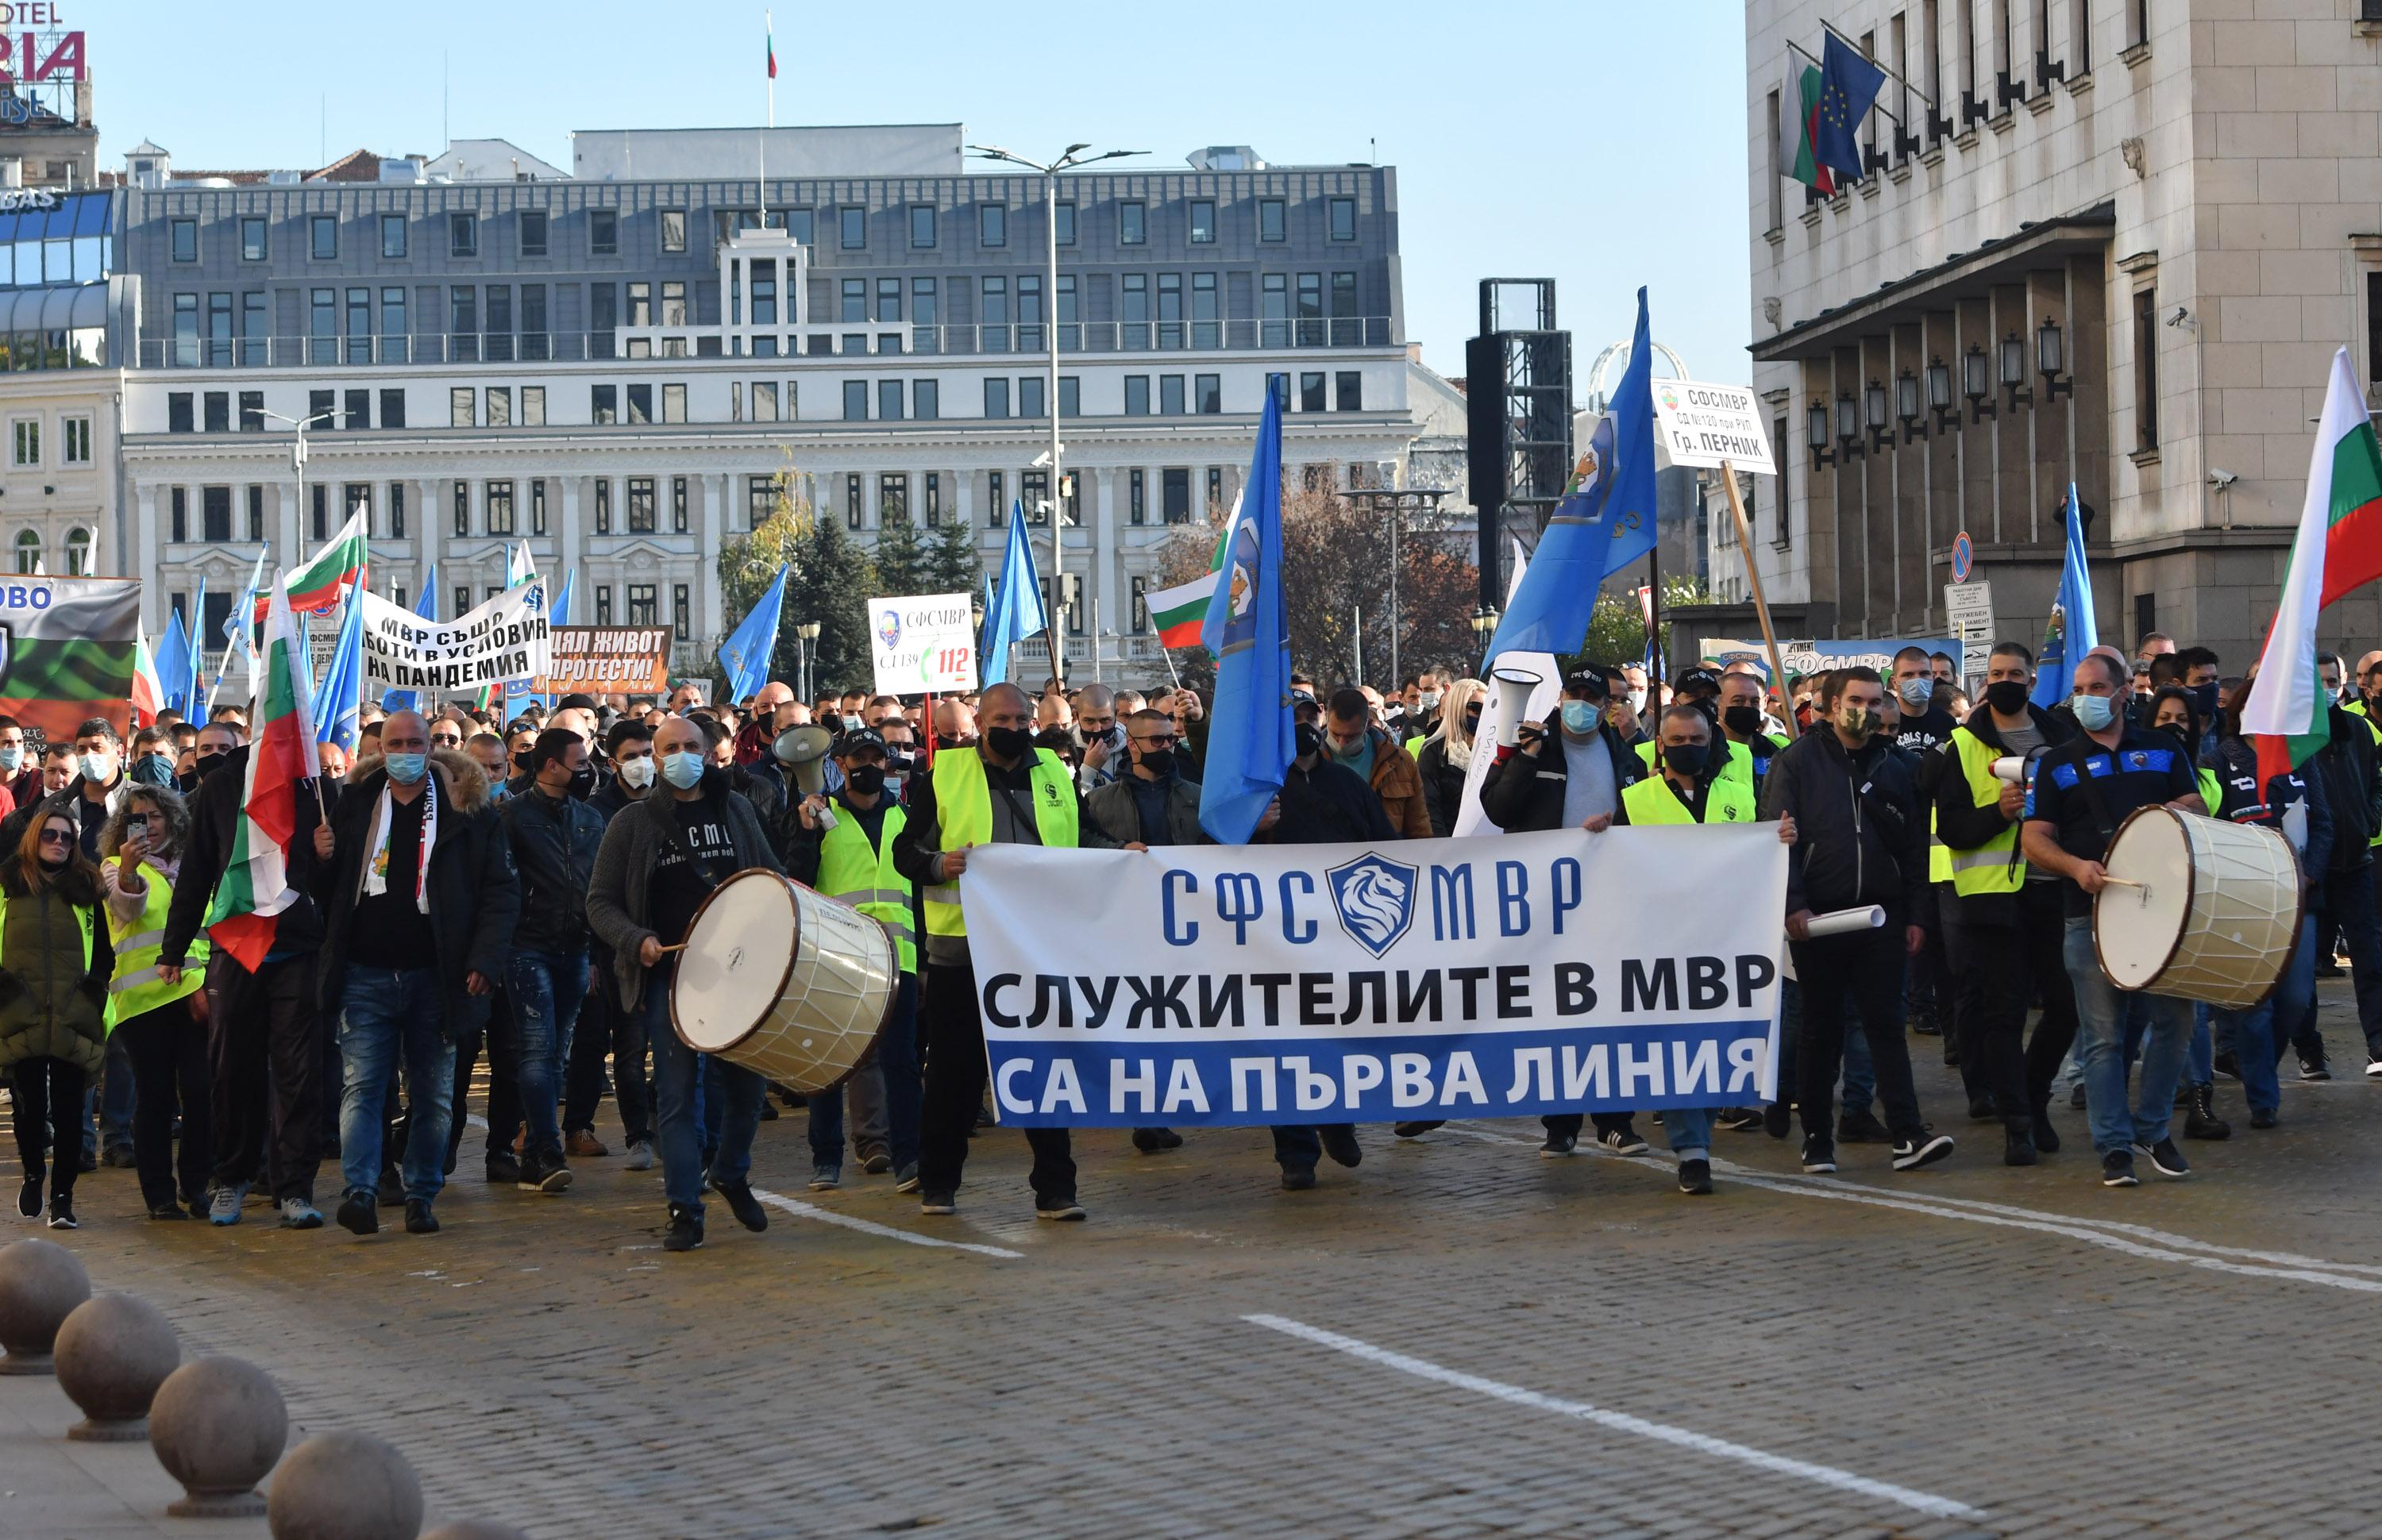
top-left (1644, 527), bottom-right (1665, 692)
top-left (1717, 460), bottom-right (1798, 741)
top-left (1159, 644), bottom-right (1182, 690)
top-left (759, 10), bottom-right (773, 226)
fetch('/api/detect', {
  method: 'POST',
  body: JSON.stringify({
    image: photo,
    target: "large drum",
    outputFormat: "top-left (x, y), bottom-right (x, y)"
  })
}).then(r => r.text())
top-left (671, 870), bottom-right (900, 1095)
top-left (2093, 806), bottom-right (2303, 1009)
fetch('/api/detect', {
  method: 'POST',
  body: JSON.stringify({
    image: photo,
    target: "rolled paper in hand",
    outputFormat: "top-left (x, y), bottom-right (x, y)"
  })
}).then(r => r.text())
top-left (1803, 905), bottom-right (1887, 938)
top-left (1991, 757), bottom-right (2025, 782)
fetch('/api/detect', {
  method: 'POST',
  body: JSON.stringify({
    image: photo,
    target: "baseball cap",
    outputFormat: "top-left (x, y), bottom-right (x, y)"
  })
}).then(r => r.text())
top-left (1675, 666), bottom-right (1723, 695)
top-left (834, 727), bottom-right (888, 757)
top-left (1560, 668), bottom-right (1609, 699)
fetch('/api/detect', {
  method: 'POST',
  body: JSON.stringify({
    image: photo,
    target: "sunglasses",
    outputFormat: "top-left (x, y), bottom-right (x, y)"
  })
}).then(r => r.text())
top-left (38, 830), bottom-right (72, 845)
top-left (1133, 733), bottom-right (1179, 749)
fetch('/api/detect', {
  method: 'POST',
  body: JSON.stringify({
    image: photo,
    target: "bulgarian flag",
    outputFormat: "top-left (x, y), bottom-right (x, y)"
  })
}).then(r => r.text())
top-left (2241, 347), bottom-right (2382, 789)
top-left (259, 509), bottom-right (368, 620)
top-left (766, 13), bottom-right (777, 79)
top-left (1147, 491), bottom-right (1243, 648)
top-left (130, 622), bottom-right (164, 729)
top-left (206, 576), bottom-right (323, 970)
top-left (1781, 52), bottom-right (1837, 195)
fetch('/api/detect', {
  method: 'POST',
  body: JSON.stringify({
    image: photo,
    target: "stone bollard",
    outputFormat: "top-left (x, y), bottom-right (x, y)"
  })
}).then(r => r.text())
top-left (420, 1523), bottom-right (530, 1540)
top-left (0, 1237), bottom-right (91, 1376)
top-left (54, 1292), bottom-right (181, 1440)
top-left (266, 1428), bottom-right (424, 1540)
top-left (151, 1356), bottom-right (288, 1518)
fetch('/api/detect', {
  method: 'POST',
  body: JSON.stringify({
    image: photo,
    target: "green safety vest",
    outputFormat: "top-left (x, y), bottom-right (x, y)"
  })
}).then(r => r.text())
top-left (102, 862), bottom-right (208, 1021)
top-left (0, 886), bottom-right (117, 1034)
top-left (1405, 734), bottom-right (1426, 759)
top-left (2197, 767), bottom-right (2223, 819)
top-left (1621, 773), bottom-right (1756, 826)
top-left (815, 803), bottom-right (915, 974)
top-left (1634, 737), bottom-right (1766, 791)
top-left (921, 748), bottom-right (1079, 939)
top-left (1942, 727), bottom-right (2025, 897)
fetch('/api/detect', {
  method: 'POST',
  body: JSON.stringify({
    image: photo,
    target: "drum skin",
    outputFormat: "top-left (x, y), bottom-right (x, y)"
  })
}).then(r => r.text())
top-left (2092, 806), bottom-right (2303, 1010)
top-left (669, 870), bottom-right (900, 1095)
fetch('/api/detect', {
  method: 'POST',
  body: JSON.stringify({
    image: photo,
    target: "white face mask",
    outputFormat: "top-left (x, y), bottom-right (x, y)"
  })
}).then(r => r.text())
top-left (1417, 690), bottom-right (1441, 711)
top-left (1625, 690), bottom-right (1648, 713)
top-left (619, 756), bottom-right (657, 790)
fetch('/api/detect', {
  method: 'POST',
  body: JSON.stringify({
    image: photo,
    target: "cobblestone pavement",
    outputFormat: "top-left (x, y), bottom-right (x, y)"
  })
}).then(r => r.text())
top-left (7, 985), bottom-right (2382, 1540)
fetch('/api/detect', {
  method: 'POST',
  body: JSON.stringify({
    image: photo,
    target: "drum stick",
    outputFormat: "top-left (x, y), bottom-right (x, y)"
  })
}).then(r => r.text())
top-left (653, 941), bottom-right (689, 954)
top-left (2099, 877), bottom-right (2145, 889)
top-left (1802, 905), bottom-right (1886, 938)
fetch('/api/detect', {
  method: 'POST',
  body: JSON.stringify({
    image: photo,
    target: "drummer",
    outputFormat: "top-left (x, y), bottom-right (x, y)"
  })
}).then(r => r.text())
top-left (587, 714), bottom-right (785, 1253)
top-left (2018, 652), bottom-right (2207, 1188)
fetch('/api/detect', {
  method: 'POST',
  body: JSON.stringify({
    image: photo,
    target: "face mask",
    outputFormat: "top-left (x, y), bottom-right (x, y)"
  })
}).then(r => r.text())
top-left (1417, 690), bottom-right (1441, 711)
top-left (1294, 724), bottom-right (1324, 760)
top-left (619, 756), bottom-right (657, 791)
top-left (570, 762), bottom-right (598, 799)
top-left (77, 751), bottom-right (112, 783)
top-left (1662, 741), bottom-right (1710, 777)
top-left (1837, 706), bottom-right (1882, 740)
top-left (1559, 700), bottom-right (1601, 735)
top-left (384, 752), bottom-right (429, 784)
top-left (1137, 748), bottom-right (1178, 780)
top-left (1983, 680), bottom-right (2030, 716)
top-left (2190, 682), bottom-right (2220, 720)
top-left (1625, 689), bottom-right (1648, 713)
top-left (846, 764), bottom-right (888, 796)
top-left (1896, 677), bottom-right (1933, 710)
top-left (1721, 704), bottom-right (1763, 738)
top-left (2072, 692), bottom-right (2117, 732)
top-left (985, 725), bottom-right (1034, 761)
top-left (0, 745), bottom-right (19, 775)
top-left (193, 752), bottom-right (227, 780)
top-left (1463, 710), bottom-right (1482, 737)
top-left (661, 750), bottom-right (706, 790)
top-left (132, 753), bottom-right (176, 787)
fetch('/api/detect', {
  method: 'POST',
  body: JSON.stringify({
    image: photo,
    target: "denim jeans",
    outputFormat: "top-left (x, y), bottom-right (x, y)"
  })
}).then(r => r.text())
top-left (2211, 914), bottom-right (2316, 1115)
top-left (1663, 1107), bottom-right (1715, 1161)
top-left (636, 961), bottom-right (765, 1215)
top-left (337, 967), bottom-right (457, 1203)
top-left (502, 948), bottom-right (586, 1165)
top-left (1841, 1012), bottom-right (1877, 1112)
top-left (2187, 1004), bottom-right (2214, 1085)
top-left (807, 973), bottom-right (922, 1170)
top-left (2062, 918), bottom-right (2191, 1153)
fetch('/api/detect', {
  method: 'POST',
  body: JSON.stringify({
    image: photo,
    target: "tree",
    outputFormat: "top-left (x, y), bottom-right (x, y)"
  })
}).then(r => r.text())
top-left (715, 464), bottom-right (877, 696)
top-left (870, 506), bottom-right (933, 599)
top-left (1571, 574), bottom-right (1710, 675)
top-left (927, 513), bottom-right (982, 596)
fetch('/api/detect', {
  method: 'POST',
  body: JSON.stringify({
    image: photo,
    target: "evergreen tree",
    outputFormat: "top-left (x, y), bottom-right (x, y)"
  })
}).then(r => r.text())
top-left (870, 506), bottom-right (932, 599)
top-left (715, 467), bottom-right (878, 695)
top-left (928, 513), bottom-right (982, 595)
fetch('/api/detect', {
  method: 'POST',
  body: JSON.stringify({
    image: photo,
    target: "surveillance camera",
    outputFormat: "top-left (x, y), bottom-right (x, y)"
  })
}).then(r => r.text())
top-left (2207, 468), bottom-right (2238, 489)
top-left (2167, 306), bottom-right (2195, 329)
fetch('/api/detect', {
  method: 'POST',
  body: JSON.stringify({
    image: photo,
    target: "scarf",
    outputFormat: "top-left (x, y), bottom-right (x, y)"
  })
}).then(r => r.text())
top-left (1444, 729), bottom-right (1475, 772)
top-left (363, 770), bottom-right (437, 914)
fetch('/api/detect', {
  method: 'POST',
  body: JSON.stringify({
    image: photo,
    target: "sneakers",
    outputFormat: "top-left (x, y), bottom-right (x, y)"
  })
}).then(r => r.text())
top-left (893, 1163), bottom-right (921, 1194)
top-left (1538, 1132), bottom-right (1577, 1158)
top-left (1319, 1126), bottom-right (1363, 1168)
top-left (484, 1151), bottom-right (521, 1186)
top-left (404, 1199), bottom-right (440, 1234)
top-left (277, 1196), bottom-right (323, 1230)
top-left (1392, 1120), bottom-right (1446, 1138)
top-left (17, 1175), bottom-right (39, 1219)
top-left (335, 1189), bottom-right (380, 1235)
top-left (516, 1155), bottom-right (572, 1194)
top-left (2030, 1111), bottom-right (2062, 1154)
top-left (2249, 1106), bottom-right (2279, 1129)
top-left (45, 1194), bottom-right (75, 1229)
top-left (2367, 1058), bottom-right (2382, 1081)
top-left (2299, 1053), bottom-right (2333, 1082)
top-left (919, 1190), bottom-right (957, 1215)
top-left (2184, 1084), bottom-right (2230, 1141)
top-left (564, 1130), bottom-right (608, 1159)
top-left (1676, 1158), bottom-right (1714, 1195)
top-left (1280, 1166), bottom-right (1317, 1192)
top-left (1598, 1125), bottom-right (1651, 1156)
top-left (716, 1180), bottom-right (769, 1233)
top-left (807, 1164), bottom-right (842, 1192)
top-left (1717, 1108), bottom-right (1766, 1133)
top-left (1035, 1194), bottom-right (1088, 1221)
top-left (1763, 1101), bottom-right (1792, 1139)
top-left (2131, 1138), bottom-right (2191, 1178)
top-left (1800, 1135), bottom-right (1837, 1173)
top-left (1836, 1108), bottom-right (1891, 1144)
top-left (2101, 1149), bottom-right (2140, 1186)
top-left (1966, 1095), bottom-right (1998, 1123)
top-left (1891, 1133), bottom-right (1956, 1172)
top-left (1130, 1126), bottom-right (1184, 1153)
top-left (208, 1183), bottom-right (248, 1226)
top-left (2003, 1130), bottom-right (2038, 1167)
top-left (623, 1140), bottom-right (655, 1172)
top-left (663, 1203), bottom-right (704, 1252)
top-left (861, 1150), bottom-right (893, 1175)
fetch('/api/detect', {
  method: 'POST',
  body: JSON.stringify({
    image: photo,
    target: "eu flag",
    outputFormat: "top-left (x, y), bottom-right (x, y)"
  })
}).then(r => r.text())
top-left (314, 586), bottom-right (364, 753)
top-left (1197, 387), bottom-right (1293, 845)
top-left (2031, 483), bottom-right (2099, 708)
top-left (1482, 287), bottom-right (1659, 660)
top-left (719, 564), bottom-right (789, 704)
top-left (1813, 33), bottom-right (1887, 179)
top-left (156, 604), bottom-right (193, 721)
top-left (981, 502), bottom-right (1046, 688)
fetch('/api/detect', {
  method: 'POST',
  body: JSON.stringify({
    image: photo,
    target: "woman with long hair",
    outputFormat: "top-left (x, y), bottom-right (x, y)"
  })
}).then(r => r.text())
top-left (99, 783), bottom-right (218, 1221)
top-left (0, 807), bottom-right (114, 1228)
top-left (1415, 677), bottom-right (1486, 837)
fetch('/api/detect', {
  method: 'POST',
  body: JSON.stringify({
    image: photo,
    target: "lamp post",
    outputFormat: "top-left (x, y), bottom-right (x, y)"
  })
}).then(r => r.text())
top-left (966, 140), bottom-right (1146, 691)
top-left (257, 407), bottom-right (335, 560)
top-left (795, 619), bottom-right (820, 705)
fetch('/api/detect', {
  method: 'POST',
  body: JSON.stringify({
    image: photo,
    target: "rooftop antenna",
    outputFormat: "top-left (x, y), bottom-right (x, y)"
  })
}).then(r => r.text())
top-left (1369, 136), bottom-right (1377, 164)
top-left (442, 51), bottom-right (449, 152)
top-left (318, 94), bottom-right (326, 167)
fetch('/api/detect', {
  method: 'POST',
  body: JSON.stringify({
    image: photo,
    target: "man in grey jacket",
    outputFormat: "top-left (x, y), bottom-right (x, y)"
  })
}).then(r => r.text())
top-left (586, 715), bottom-right (783, 1253)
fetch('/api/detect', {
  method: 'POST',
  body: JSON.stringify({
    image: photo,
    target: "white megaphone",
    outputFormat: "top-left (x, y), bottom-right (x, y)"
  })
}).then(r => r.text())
top-left (773, 724), bottom-right (838, 829)
top-left (1488, 666), bottom-right (1544, 748)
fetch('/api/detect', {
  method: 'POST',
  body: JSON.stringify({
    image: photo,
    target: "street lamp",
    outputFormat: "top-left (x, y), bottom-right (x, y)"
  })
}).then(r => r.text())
top-left (967, 140), bottom-right (1146, 691)
top-left (257, 406), bottom-right (334, 558)
top-left (795, 619), bottom-right (820, 704)
top-left (1807, 398), bottom-right (1835, 469)
top-left (1925, 355), bottom-right (1957, 432)
top-left (2037, 314), bottom-right (2073, 402)
top-left (1999, 329), bottom-right (2032, 411)
top-left (1962, 344), bottom-right (1996, 423)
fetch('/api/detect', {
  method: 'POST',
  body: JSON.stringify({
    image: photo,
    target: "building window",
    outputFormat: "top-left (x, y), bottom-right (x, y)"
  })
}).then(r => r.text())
top-left (985, 377), bottom-right (1010, 418)
top-left (484, 480), bottom-right (514, 536)
top-left (312, 483), bottom-right (328, 541)
top-left (1019, 375), bottom-right (1045, 418)
top-left (627, 384), bottom-right (653, 424)
top-left (1058, 375), bottom-right (1079, 417)
top-left (840, 206), bottom-right (865, 249)
top-left (310, 214), bottom-right (337, 260)
top-left (915, 379), bottom-right (939, 419)
top-left (662, 383), bottom-right (687, 423)
top-left (627, 281), bottom-right (653, 327)
top-left (843, 379), bottom-right (869, 420)
top-left (198, 485), bottom-right (230, 543)
top-left (1022, 470), bottom-right (1049, 526)
top-left (1193, 271), bottom-right (1219, 348)
top-left (1336, 371), bottom-right (1363, 411)
top-left (1130, 576), bottom-right (1149, 633)
top-left (673, 583), bottom-right (691, 641)
top-left (672, 475), bottom-right (689, 533)
top-left (2134, 287), bottom-right (2160, 453)
top-left (981, 275), bottom-right (1009, 351)
top-left (240, 215), bottom-right (267, 260)
top-left (377, 214), bottom-right (406, 259)
top-left (344, 387), bottom-right (369, 430)
top-left (61, 416), bottom-right (90, 464)
top-left (1124, 375), bottom-right (1150, 415)
top-left (486, 387), bottom-right (511, 427)
top-left (1158, 272), bottom-right (1183, 348)
top-left (529, 478), bottom-right (545, 536)
top-left (979, 203), bottom-right (1007, 248)
top-left (240, 391), bottom-right (264, 432)
top-left (1189, 200), bottom-right (1215, 243)
top-left (1159, 375), bottom-right (1185, 416)
top-left (170, 218), bottom-right (197, 263)
top-left (661, 209), bottom-right (687, 252)
top-left (246, 484), bottom-right (265, 541)
top-left (1120, 200), bottom-right (1146, 244)
top-left (390, 482), bottom-right (407, 539)
top-left (11, 529), bottom-right (37, 574)
top-left (1123, 273), bottom-right (1149, 348)
top-left (451, 387), bottom-right (474, 428)
top-left (1259, 198), bottom-right (1285, 242)
top-left (1207, 468), bottom-right (1224, 514)
top-left (594, 479), bottom-right (612, 534)
top-left (592, 384), bottom-right (618, 425)
top-left (626, 583), bottom-right (657, 626)
top-left (519, 386), bottom-right (543, 426)
top-left (452, 586), bottom-right (471, 620)
top-left (1129, 470), bottom-right (1146, 526)
top-left (1195, 373), bottom-right (1221, 414)
top-left (1297, 272), bottom-right (1323, 345)
top-left (1162, 468), bottom-right (1191, 523)
top-left (627, 476), bottom-right (657, 533)
top-left (752, 381), bottom-right (780, 422)
top-left (590, 207), bottom-right (619, 255)
top-left (7, 419), bottom-right (34, 467)
top-left (845, 473), bottom-right (864, 529)
top-left (521, 210), bottom-right (548, 257)
top-left (450, 285), bottom-right (479, 362)
top-left (747, 475), bottom-right (776, 529)
top-left (449, 211), bottom-right (478, 257)
top-left (1055, 201), bottom-right (1076, 246)
top-left (310, 387), bottom-right (335, 430)
top-left (881, 472), bottom-right (909, 523)
top-left (1299, 372), bottom-right (1327, 412)
top-left (1329, 195), bottom-right (1356, 241)
top-left (988, 469), bottom-right (1005, 526)
top-left (453, 481), bottom-right (469, 536)
top-left (875, 275), bottom-right (901, 323)
top-left (200, 393), bottom-right (229, 433)
top-left (909, 204), bottom-right (936, 248)
top-left (594, 587), bottom-right (612, 625)
top-left (925, 472), bottom-right (942, 526)
top-left (169, 487), bottom-right (187, 542)
top-left (241, 291), bottom-right (267, 364)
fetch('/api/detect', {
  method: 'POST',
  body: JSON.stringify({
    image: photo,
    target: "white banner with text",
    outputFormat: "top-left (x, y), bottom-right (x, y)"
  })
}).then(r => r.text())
top-left (360, 581), bottom-right (551, 693)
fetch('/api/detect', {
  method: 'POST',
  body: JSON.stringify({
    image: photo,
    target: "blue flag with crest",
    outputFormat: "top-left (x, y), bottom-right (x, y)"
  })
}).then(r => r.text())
top-left (982, 502), bottom-right (1046, 689)
top-left (2031, 483), bottom-right (2099, 709)
top-left (719, 565), bottom-right (788, 704)
top-left (1197, 388), bottom-right (1293, 845)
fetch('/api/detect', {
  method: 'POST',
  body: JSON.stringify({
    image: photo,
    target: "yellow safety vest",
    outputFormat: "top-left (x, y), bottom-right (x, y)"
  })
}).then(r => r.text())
top-left (2196, 767), bottom-right (2223, 818)
top-left (102, 861), bottom-right (208, 1021)
top-left (1635, 738), bottom-right (1761, 791)
top-left (1405, 734), bottom-right (1426, 759)
top-left (921, 748), bottom-right (1079, 938)
top-left (1942, 727), bottom-right (2025, 897)
top-left (1621, 773), bottom-right (1756, 826)
top-left (815, 803), bottom-right (915, 974)
top-left (0, 887), bottom-right (117, 1034)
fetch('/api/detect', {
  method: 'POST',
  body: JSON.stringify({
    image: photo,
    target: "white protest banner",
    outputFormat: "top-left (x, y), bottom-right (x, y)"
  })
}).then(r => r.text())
top-left (360, 581), bottom-right (550, 693)
top-left (962, 825), bottom-right (1786, 1128)
top-left (868, 591), bottom-right (977, 696)
top-left (1651, 379), bottom-right (1777, 475)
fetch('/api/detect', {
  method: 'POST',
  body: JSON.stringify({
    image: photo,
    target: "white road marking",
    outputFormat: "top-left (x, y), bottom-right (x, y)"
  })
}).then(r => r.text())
top-left (1243, 1314), bottom-right (1986, 1522)
top-left (749, 1188), bottom-right (1023, 1259)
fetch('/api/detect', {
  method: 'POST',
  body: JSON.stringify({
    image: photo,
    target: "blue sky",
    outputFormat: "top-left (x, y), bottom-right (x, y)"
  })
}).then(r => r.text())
top-left (94, 1), bottom-right (1752, 384)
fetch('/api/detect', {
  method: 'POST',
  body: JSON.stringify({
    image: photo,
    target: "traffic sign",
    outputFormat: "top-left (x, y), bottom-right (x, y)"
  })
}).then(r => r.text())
top-left (1949, 531), bottom-right (1974, 584)
top-left (1944, 580), bottom-right (1995, 639)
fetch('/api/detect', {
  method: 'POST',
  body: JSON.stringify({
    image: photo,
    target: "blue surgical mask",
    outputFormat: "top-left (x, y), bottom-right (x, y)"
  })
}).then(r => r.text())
top-left (1559, 700), bottom-right (1601, 735)
top-left (384, 752), bottom-right (429, 784)
top-left (77, 751), bottom-right (112, 783)
top-left (2072, 693), bottom-right (2117, 732)
top-left (0, 745), bottom-right (20, 775)
top-left (661, 750), bottom-right (706, 790)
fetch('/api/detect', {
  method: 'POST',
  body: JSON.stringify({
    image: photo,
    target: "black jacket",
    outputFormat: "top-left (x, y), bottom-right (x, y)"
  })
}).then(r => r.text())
top-left (2302, 703), bottom-right (2379, 872)
top-left (1414, 734), bottom-right (1474, 837)
top-left (160, 749), bottom-right (329, 971)
top-left (1933, 703), bottom-right (2076, 851)
top-left (499, 783), bottom-right (608, 954)
top-left (314, 750), bottom-right (521, 1034)
top-left (1762, 726), bottom-right (1927, 920)
top-left (2203, 734), bottom-right (2334, 876)
top-left (1263, 757), bottom-right (1397, 845)
top-left (1478, 715), bottom-right (1644, 834)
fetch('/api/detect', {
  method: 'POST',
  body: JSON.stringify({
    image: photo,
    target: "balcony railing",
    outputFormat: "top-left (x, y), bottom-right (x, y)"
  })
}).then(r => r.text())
top-left (134, 316), bottom-right (1400, 370)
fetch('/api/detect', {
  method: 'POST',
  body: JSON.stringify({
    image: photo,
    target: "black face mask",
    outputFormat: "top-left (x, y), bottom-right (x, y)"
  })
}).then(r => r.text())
top-left (1463, 710), bottom-right (1483, 737)
top-left (846, 764), bottom-right (887, 795)
top-left (2189, 682), bottom-right (2220, 722)
top-left (985, 725), bottom-right (1035, 761)
top-left (1137, 748), bottom-right (1178, 780)
top-left (570, 763), bottom-right (598, 799)
top-left (1721, 704), bottom-right (1763, 737)
top-left (192, 753), bottom-right (227, 780)
top-left (1294, 724), bottom-right (1324, 760)
top-left (1662, 741), bottom-right (1711, 777)
top-left (1983, 680), bottom-right (2029, 716)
